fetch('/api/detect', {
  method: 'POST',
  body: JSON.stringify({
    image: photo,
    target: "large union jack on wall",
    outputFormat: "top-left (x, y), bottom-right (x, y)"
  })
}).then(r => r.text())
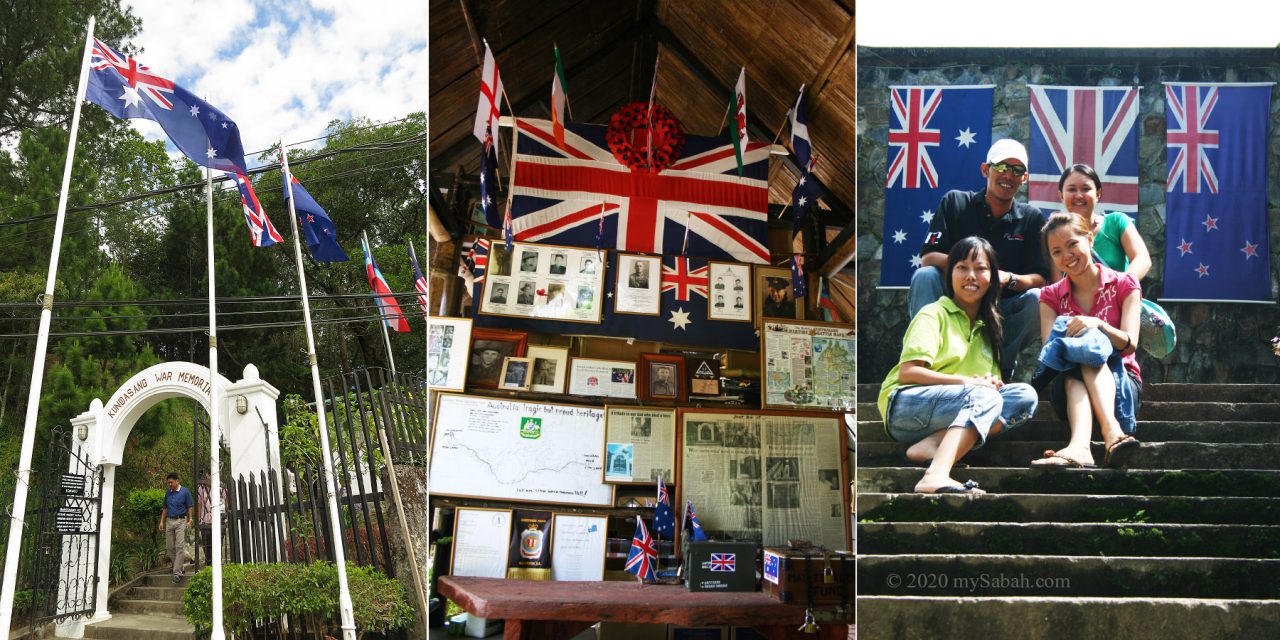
top-left (1027, 85), bottom-right (1140, 216)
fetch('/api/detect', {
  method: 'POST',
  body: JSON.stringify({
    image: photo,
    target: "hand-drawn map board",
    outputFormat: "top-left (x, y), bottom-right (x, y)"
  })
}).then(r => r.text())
top-left (430, 393), bottom-right (615, 507)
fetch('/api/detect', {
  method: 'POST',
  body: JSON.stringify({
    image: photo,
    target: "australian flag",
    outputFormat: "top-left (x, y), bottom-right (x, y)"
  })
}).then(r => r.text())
top-left (653, 478), bottom-right (674, 539)
top-left (880, 86), bottom-right (993, 288)
top-left (1027, 85), bottom-right (1140, 216)
top-left (507, 117), bottom-right (770, 264)
top-left (283, 172), bottom-right (349, 262)
top-left (86, 39), bottom-right (246, 174)
top-left (470, 245), bottom-right (758, 350)
top-left (624, 517), bottom-right (657, 582)
top-left (1162, 83), bottom-right (1272, 302)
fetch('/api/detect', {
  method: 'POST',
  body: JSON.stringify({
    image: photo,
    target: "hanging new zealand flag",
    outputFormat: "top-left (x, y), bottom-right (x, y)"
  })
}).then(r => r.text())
top-left (880, 86), bottom-right (993, 288)
top-left (468, 241), bottom-right (758, 350)
top-left (1161, 83), bottom-right (1272, 302)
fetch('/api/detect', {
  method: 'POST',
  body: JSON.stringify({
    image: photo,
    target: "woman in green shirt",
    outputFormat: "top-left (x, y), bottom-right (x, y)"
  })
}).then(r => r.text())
top-left (879, 237), bottom-right (1039, 494)
top-left (1059, 164), bottom-right (1151, 279)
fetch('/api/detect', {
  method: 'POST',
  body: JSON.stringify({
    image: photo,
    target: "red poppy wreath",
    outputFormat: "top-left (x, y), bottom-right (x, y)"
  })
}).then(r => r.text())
top-left (606, 102), bottom-right (685, 173)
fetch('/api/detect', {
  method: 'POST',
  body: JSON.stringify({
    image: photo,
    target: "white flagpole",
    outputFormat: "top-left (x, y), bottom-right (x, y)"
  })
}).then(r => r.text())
top-left (363, 231), bottom-right (398, 376)
top-left (280, 142), bottom-right (358, 640)
top-left (0, 17), bottom-right (95, 637)
top-left (203, 164), bottom-right (226, 640)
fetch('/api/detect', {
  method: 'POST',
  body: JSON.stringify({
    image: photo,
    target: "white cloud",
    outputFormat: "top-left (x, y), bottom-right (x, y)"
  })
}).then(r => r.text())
top-left (121, 0), bottom-right (426, 165)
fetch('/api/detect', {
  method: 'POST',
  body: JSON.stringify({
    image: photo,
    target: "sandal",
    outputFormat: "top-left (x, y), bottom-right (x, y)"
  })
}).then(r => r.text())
top-left (1030, 449), bottom-right (1097, 469)
top-left (1104, 435), bottom-right (1140, 468)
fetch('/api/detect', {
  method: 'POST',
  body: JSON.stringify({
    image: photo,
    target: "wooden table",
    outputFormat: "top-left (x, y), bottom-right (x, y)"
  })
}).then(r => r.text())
top-left (439, 576), bottom-right (853, 640)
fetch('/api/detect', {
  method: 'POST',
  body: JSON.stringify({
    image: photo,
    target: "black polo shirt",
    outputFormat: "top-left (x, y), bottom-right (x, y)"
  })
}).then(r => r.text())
top-left (920, 188), bottom-right (1050, 289)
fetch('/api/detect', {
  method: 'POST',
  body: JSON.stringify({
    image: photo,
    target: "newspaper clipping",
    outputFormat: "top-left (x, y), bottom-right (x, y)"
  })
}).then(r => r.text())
top-left (603, 407), bottom-right (676, 483)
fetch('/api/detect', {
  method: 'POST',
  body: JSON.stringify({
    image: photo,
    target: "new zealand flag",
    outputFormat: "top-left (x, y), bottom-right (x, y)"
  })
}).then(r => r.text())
top-left (1162, 83), bottom-right (1272, 302)
top-left (880, 86), bottom-right (993, 288)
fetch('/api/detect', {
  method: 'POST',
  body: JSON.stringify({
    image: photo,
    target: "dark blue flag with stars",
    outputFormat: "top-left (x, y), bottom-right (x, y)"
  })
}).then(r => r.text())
top-left (480, 130), bottom-right (501, 229)
top-left (686, 500), bottom-right (709, 541)
top-left (1162, 83), bottom-right (1272, 302)
top-left (653, 478), bottom-right (674, 539)
top-left (790, 172), bottom-right (820, 298)
top-left (86, 38), bottom-right (246, 174)
top-left (283, 173), bottom-right (349, 262)
top-left (880, 86), bottom-right (993, 288)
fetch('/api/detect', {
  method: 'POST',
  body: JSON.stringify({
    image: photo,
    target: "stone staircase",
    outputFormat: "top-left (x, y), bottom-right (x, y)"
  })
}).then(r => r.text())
top-left (855, 383), bottom-right (1280, 638)
top-left (81, 569), bottom-right (194, 640)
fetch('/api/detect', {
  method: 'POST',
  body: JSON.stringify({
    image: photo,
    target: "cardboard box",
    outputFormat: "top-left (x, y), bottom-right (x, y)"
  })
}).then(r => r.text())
top-left (684, 541), bottom-right (757, 592)
top-left (760, 548), bottom-right (854, 606)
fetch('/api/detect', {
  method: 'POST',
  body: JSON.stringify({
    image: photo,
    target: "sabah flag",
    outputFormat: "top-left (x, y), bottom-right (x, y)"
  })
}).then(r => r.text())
top-left (361, 236), bottom-right (410, 332)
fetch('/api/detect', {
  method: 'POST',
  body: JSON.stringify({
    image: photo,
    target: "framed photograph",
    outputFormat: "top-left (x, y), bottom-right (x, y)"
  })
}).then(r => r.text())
top-left (526, 345), bottom-right (570, 394)
top-left (427, 316), bottom-right (472, 391)
top-left (754, 265), bottom-right (803, 321)
top-left (467, 329), bottom-right (528, 389)
top-left (760, 320), bottom-right (856, 411)
top-left (479, 241), bottom-right (606, 323)
top-left (708, 261), bottom-right (752, 322)
top-left (614, 253), bottom-right (662, 316)
top-left (637, 353), bottom-right (685, 403)
top-left (567, 358), bottom-right (636, 399)
top-left (602, 406), bottom-right (677, 484)
top-left (499, 357), bottom-right (532, 391)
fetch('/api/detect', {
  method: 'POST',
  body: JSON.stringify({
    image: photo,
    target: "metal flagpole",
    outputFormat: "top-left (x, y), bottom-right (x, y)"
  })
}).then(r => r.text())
top-left (363, 230), bottom-right (398, 376)
top-left (280, 141), bottom-right (358, 640)
top-left (203, 164), bottom-right (226, 640)
top-left (0, 17), bottom-right (95, 637)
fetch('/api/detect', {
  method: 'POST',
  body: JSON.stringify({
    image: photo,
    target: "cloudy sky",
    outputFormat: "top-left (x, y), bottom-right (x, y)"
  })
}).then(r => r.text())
top-left (120, 0), bottom-right (426, 165)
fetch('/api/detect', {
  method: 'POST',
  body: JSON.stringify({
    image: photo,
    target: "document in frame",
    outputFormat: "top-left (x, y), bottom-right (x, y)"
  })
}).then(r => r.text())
top-left (550, 514), bottom-right (608, 581)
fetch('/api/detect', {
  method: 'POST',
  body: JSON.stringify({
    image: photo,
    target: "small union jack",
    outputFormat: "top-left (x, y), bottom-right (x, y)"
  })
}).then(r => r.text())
top-left (231, 172), bottom-right (282, 248)
top-left (1166, 85), bottom-right (1221, 194)
top-left (660, 258), bottom-right (709, 301)
top-left (709, 553), bottom-right (735, 572)
top-left (624, 518), bottom-right (657, 581)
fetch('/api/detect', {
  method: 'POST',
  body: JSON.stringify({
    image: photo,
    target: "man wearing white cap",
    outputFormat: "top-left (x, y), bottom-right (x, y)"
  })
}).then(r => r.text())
top-left (908, 138), bottom-right (1050, 380)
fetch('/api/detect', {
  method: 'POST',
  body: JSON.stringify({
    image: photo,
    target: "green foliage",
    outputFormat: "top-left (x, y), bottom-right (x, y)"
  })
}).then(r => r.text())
top-left (279, 394), bottom-right (323, 469)
top-left (120, 488), bottom-right (165, 533)
top-left (184, 562), bottom-right (414, 638)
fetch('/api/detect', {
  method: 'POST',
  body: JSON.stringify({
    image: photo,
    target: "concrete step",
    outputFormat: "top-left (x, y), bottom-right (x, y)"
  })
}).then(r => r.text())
top-left (856, 383), bottom-right (1280, 404)
top-left (857, 492), bottom-right (1280, 525)
top-left (858, 521), bottom-right (1280, 558)
top-left (114, 598), bottom-right (186, 617)
top-left (855, 596), bottom-right (1280, 640)
top-left (82, 612), bottom-right (195, 640)
top-left (126, 585), bottom-right (187, 601)
top-left (857, 419), bottom-right (1280, 444)
top-left (857, 401), bottom-right (1279, 423)
top-left (858, 441), bottom-right (1280, 470)
top-left (857, 467), bottom-right (1280, 497)
top-left (857, 554), bottom-right (1280, 598)
top-left (141, 573), bottom-right (191, 588)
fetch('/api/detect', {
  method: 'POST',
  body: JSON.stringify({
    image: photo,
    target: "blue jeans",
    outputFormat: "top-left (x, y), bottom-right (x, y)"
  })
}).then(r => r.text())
top-left (885, 382), bottom-right (1038, 448)
top-left (907, 266), bottom-right (1040, 380)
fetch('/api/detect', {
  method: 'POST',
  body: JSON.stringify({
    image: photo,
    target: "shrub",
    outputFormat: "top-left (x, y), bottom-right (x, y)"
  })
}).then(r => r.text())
top-left (183, 561), bottom-right (414, 638)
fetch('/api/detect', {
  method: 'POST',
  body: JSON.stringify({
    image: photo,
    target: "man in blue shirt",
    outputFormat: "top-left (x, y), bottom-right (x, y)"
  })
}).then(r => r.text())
top-left (158, 472), bottom-right (193, 583)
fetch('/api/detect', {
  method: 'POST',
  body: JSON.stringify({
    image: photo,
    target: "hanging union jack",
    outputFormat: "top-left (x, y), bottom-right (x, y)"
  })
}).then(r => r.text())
top-left (507, 117), bottom-right (770, 264)
top-left (1027, 85), bottom-right (1140, 214)
top-left (886, 88), bottom-right (942, 189)
top-left (231, 173), bottom-right (283, 248)
top-left (661, 258), bottom-right (709, 302)
top-left (1166, 85), bottom-right (1221, 194)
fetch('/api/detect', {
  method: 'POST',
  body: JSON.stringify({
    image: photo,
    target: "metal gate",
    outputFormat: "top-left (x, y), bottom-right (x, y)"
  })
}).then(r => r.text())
top-left (23, 425), bottom-right (104, 637)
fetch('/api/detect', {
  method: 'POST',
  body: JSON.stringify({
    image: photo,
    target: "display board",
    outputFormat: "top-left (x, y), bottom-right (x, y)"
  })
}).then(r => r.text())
top-left (431, 394), bottom-right (615, 506)
top-left (761, 320), bottom-right (856, 411)
top-left (601, 407), bottom-right (677, 484)
top-left (678, 409), bottom-right (849, 550)
top-left (480, 242), bottom-right (606, 323)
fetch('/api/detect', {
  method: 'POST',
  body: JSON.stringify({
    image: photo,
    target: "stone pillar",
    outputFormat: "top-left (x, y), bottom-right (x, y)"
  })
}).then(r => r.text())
top-left (222, 363), bottom-right (282, 478)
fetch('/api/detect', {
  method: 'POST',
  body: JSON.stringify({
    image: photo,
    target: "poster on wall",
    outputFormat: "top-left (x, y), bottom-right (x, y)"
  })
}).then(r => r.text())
top-left (430, 394), bottom-right (614, 506)
top-left (449, 507), bottom-right (512, 577)
top-left (761, 320), bottom-right (856, 411)
top-left (602, 407), bottom-right (676, 484)
top-left (427, 317), bottom-right (472, 391)
top-left (480, 242), bottom-right (606, 323)
top-left (678, 410), bottom-right (848, 550)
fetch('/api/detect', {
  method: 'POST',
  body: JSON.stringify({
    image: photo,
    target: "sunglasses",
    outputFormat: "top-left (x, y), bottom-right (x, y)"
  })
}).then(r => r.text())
top-left (989, 162), bottom-right (1028, 177)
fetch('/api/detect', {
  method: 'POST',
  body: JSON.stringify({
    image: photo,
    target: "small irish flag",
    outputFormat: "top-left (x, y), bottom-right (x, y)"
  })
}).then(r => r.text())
top-left (551, 45), bottom-right (569, 150)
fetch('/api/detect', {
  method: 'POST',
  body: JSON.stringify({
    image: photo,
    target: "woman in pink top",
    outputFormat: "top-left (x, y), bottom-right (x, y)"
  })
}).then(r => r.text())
top-left (1032, 213), bottom-right (1141, 469)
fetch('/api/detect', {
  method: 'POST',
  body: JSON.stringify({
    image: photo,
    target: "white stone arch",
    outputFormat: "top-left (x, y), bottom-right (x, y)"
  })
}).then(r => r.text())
top-left (58, 362), bottom-right (281, 636)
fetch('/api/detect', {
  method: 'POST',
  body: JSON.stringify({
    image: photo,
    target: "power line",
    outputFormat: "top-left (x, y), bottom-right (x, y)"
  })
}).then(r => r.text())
top-left (0, 311), bottom-right (424, 339)
top-left (0, 290), bottom-right (425, 311)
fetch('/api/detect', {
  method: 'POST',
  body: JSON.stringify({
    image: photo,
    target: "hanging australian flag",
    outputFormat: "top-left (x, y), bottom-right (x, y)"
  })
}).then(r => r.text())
top-left (506, 117), bottom-right (770, 264)
top-left (1027, 85), bottom-right (1140, 216)
top-left (880, 86), bottom-right (994, 288)
top-left (1162, 83), bottom-right (1272, 302)
top-left (469, 241), bottom-right (758, 350)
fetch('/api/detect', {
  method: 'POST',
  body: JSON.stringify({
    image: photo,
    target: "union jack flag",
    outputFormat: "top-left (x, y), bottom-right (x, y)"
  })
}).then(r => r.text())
top-left (886, 88), bottom-right (942, 189)
top-left (231, 173), bottom-right (282, 247)
top-left (90, 39), bottom-right (176, 109)
top-left (409, 243), bottom-right (429, 318)
top-left (660, 258), bottom-right (709, 301)
top-left (1166, 85), bottom-right (1221, 194)
top-left (508, 118), bottom-right (770, 263)
top-left (709, 553), bottom-right (735, 572)
top-left (624, 517), bottom-right (657, 581)
top-left (1028, 86), bottom-right (1140, 214)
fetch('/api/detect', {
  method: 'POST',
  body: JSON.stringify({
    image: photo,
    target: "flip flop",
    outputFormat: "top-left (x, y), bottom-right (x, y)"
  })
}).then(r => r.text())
top-left (1030, 449), bottom-right (1098, 469)
top-left (1104, 436), bottom-right (1140, 468)
top-left (925, 480), bottom-right (982, 494)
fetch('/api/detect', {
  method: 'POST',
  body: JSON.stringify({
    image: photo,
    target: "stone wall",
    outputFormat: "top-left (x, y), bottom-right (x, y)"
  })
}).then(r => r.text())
top-left (857, 47), bottom-right (1280, 384)
top-left (383, 464), bottom-right (428, 637)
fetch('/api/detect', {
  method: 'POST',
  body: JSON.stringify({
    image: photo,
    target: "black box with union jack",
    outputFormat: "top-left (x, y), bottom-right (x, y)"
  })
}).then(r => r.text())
top-left (684, 541), bottom-right (758, 592)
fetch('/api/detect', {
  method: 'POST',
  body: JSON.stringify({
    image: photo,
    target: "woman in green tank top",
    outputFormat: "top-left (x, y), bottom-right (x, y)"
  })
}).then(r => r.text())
top-left (1058, 164), bottom-right (1151, 280)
